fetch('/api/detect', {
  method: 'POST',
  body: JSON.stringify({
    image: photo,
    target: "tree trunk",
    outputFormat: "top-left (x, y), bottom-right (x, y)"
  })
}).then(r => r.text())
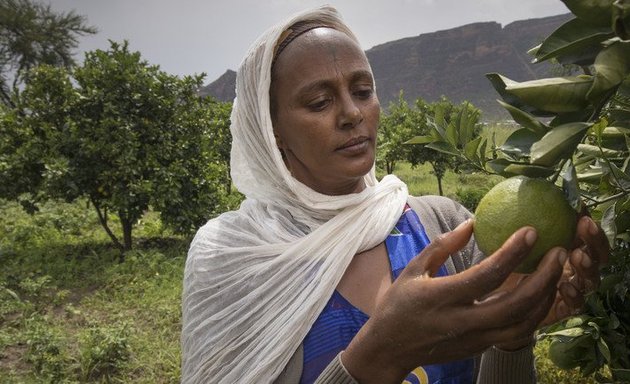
top-left (91, 197), bottom-right (125, 252)
top-left (387, 161), bottom-right (395, 174)
top-left (119, 212), bottom-right (133, 255)
top-left (437, 175), bottom-right (444, 196)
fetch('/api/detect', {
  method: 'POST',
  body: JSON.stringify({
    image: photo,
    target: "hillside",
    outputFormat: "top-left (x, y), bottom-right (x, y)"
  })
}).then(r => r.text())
top-left (200, 13), bottom-right (572, 120)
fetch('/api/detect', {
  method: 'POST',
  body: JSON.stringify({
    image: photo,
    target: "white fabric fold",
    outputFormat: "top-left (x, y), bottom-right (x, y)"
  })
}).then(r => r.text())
top-left (181, 5), bottom-right (409, 383)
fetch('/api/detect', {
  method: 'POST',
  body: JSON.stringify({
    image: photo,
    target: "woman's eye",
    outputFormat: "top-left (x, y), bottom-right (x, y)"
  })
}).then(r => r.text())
top-left (354, 88), bottom-right (373, 99)
top-left (308, 99), bottom-right (330, 111)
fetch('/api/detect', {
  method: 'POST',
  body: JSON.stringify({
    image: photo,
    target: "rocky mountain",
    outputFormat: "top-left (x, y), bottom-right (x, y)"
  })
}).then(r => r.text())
top-left (200, 13), bottom-right (572, 120)
top-left (198, 69), bottom-right (236, 101)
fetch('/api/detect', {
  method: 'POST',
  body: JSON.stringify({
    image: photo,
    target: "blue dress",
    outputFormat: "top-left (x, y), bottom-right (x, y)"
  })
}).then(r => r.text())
top-left (300, 205), bottom-right (475, 384)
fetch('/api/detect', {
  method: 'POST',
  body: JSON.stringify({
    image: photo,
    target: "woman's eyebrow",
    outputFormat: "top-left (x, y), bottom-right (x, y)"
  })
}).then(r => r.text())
top-left (297, 69), bottom-right (374, 95)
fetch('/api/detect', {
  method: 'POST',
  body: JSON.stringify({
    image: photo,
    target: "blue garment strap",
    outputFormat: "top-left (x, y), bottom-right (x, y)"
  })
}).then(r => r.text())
top-left (300, 205), bottom-right (474, 384)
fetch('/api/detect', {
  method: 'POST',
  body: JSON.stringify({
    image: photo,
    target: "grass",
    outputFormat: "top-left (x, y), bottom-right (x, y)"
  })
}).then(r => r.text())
top-left (0, 171), bottom-right (600, 382)
top-left (0, 199), bottom-right (188, 383)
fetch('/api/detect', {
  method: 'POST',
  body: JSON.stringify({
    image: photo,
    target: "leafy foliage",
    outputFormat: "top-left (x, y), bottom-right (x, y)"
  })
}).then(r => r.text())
top-left (377, 92), bottom-right (417, 175)
top-left (0, 41), bottom-right (231, 251)
top-left (405, 97), bottom-right (482, 195)
top-left (0, 0), bottom-right (96, 107)
top-left (412, 0), bottom-right (630, 380)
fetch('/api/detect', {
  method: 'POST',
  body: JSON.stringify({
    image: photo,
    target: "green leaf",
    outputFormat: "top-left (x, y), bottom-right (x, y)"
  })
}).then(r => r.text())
top-left (505, 76), bottom-right (594, 114)
top-left (426, 141), bottom-right (459, 157)
top-left (577, 143), bottom-right (625, 158)
top-left (500, 128), bottom-right (543, 158)
top-left (496, 100), bottom-right (548, 135)
top-left (463, 136), bottom-right (482, 162)
top-left (405, 135), bottom-right (434, 145)
top-left (550, 109), bottom-right (595, 126)
top-left (561, 0), bottom-right (615, 27)
top-left (486, 73), bottom-right (552, 116)
top-left (530, 122), bottom-right (591, 166)
top-left (544, 327), bottom-right (586, 337)
top-left (588, 40), bottom-right (630, 101)
top-left (485, 159), bottom-right (554, 178)
top-left (576, 164), bottom-right (607, 183)
top-left (597, 339), bottom-right (611, 363)
top-left (601, 126), bottom-right (630, 137)
top-left (503, 163), bottom-right (556, 178)
top-left (534, 17), bottom-right (614, 65)
top-left (566, 315), bottom-right (590, 328)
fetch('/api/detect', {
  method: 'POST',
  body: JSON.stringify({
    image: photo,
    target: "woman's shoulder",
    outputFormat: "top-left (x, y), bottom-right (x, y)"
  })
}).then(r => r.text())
top-left (407, 195), bottom-right (472, 224)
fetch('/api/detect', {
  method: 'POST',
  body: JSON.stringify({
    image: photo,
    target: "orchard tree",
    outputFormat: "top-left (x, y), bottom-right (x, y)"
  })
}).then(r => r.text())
top-left (2, 41), bottom-right (228, 254)
top-left (414, 0), bottom-right (630, 380)
top-left (0, 0), bottom-right (96, 107)
top-left (377, 92), bottom-right (417, 174)
top-left (407, 97), bottom-right (480, 195)
top-left (209, 100), bottom-right (233, 193)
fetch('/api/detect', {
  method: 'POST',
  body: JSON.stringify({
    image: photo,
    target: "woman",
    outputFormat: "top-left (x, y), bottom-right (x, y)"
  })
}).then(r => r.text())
top-left (181, 6), bottom-right (608, 384)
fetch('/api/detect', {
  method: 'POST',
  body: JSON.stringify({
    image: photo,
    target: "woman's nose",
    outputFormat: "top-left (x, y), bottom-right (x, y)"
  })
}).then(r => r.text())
top-left (338, 93), bottom-right (363, 129)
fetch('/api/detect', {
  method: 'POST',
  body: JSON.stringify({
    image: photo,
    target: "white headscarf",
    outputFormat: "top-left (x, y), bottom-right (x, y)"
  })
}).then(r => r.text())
top-left (181, 5), bottom-right (408, 383)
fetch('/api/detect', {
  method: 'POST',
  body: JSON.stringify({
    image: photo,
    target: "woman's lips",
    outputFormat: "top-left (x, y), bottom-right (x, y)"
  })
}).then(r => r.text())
top-left (336, 136), bottom-right (370, 154)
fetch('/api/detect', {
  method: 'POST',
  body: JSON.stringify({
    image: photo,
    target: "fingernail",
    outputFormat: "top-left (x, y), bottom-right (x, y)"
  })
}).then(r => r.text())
top-left (568, 284), bottom-right (578, 298)
top-left (456, 218), bottom-right (472, 230)
top-left (581, 253), bottom-right (592, 269)
top-left (558, 249), bottom-right (568, 266)
top-left (524, 228), bottom-right (537, 247)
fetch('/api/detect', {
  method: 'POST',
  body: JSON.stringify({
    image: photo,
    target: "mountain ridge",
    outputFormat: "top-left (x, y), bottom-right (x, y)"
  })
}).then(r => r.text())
top-left (199, 13), bottom-right (572, 120)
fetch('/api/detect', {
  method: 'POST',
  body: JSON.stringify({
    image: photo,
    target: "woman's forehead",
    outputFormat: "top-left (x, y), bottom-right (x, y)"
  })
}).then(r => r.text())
top-left (273, 28), bottom-right (368, 75)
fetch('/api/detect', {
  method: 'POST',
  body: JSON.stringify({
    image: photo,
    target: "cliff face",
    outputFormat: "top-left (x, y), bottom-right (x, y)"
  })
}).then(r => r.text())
top-left (202, 14), bottom-right (572, 120)
top-left (366, 13), bottom-right (572, 119)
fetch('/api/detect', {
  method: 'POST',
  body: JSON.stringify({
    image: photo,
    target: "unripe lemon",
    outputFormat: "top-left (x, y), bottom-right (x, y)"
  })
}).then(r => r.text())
top-left (473, 176), bottom-right (577, 273)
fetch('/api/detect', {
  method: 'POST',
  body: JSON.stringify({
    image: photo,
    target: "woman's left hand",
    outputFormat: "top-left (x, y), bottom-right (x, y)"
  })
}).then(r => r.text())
top-left (542, 214), bottom-right (610, 325)
top-left (493, 214), bottom-right (610, 351)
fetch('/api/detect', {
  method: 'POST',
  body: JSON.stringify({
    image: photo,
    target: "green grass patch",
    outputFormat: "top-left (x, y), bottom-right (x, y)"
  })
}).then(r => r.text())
top-left (0, 199), bottom-right (188, 383)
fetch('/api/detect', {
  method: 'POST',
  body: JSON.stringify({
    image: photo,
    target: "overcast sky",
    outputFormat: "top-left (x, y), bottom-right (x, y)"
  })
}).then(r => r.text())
top-left (48, 0), bottom-right (569, 83)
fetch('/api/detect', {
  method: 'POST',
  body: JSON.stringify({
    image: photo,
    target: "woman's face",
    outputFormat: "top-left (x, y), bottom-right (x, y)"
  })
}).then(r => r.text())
top-left (270, 28), bottom-right (380, 196)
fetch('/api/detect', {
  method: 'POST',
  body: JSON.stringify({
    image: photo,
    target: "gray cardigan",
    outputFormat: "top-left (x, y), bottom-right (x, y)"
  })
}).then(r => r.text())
top-left (275, 195), bottom-right (536, 384)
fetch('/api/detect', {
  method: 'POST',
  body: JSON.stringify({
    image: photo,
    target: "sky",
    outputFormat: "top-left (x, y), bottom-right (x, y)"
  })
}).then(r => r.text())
top-left (48, 0), bottom-right (569, 84)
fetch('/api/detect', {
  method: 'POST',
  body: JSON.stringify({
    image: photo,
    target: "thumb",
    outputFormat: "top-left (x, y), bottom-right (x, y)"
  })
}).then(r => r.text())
top-left (404, 219), bottom-right (474, 278)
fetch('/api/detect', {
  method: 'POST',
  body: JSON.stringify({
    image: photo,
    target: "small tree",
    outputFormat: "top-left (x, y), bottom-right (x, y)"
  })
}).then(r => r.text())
top-left (413, 0), bottom-right (630, 380)
top-left (2, 41), bottom-right (228, 254)
top-left (377, 92), bottom-right (416, 174)
top-left (407, 97), bottom-right (480, 195)
top-left (0, 0), bottom-right (96, 107)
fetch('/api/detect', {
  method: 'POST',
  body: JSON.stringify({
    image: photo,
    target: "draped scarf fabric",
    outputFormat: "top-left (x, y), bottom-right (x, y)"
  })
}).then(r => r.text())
top-left (181, 6), bottom-right (409, 383)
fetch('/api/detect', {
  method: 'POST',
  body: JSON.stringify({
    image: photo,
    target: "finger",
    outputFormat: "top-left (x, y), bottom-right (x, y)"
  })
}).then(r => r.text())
top-left (558, 281), bottom-right (585, 316)
top-left (468, 247), bottom-right (566, 330)
top-left (576, 216), bottom-right (610, 265)
top-left (446, 226), bottom-right (537, 303)
top-left (404, 219), bottom-right (473, 278)
top-left (569, 248), bottom-right (598, 293)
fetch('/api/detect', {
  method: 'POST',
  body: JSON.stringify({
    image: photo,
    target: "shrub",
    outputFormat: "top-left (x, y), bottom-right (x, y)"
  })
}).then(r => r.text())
top-left (454, 187), bottom-right (488, 212)
top-left (24, 317), bottom-right (70, 382)
top-left (79, 322), bottom-right (131, 381)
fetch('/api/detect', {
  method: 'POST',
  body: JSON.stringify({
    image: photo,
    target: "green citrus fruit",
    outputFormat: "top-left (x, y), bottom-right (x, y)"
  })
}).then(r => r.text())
top-left (473, 175), bottom-right (577, 273)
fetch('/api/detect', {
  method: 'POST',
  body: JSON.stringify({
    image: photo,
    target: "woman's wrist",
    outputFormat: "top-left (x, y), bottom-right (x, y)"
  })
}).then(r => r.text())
top-left (341, 327), bottom-right (409, 384)
top-left (494, 334), bottom-right (535, 352)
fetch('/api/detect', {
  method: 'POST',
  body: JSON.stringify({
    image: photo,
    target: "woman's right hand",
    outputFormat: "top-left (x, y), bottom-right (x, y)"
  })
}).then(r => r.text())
top-left (341, 219), bottom-right (566, 384)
